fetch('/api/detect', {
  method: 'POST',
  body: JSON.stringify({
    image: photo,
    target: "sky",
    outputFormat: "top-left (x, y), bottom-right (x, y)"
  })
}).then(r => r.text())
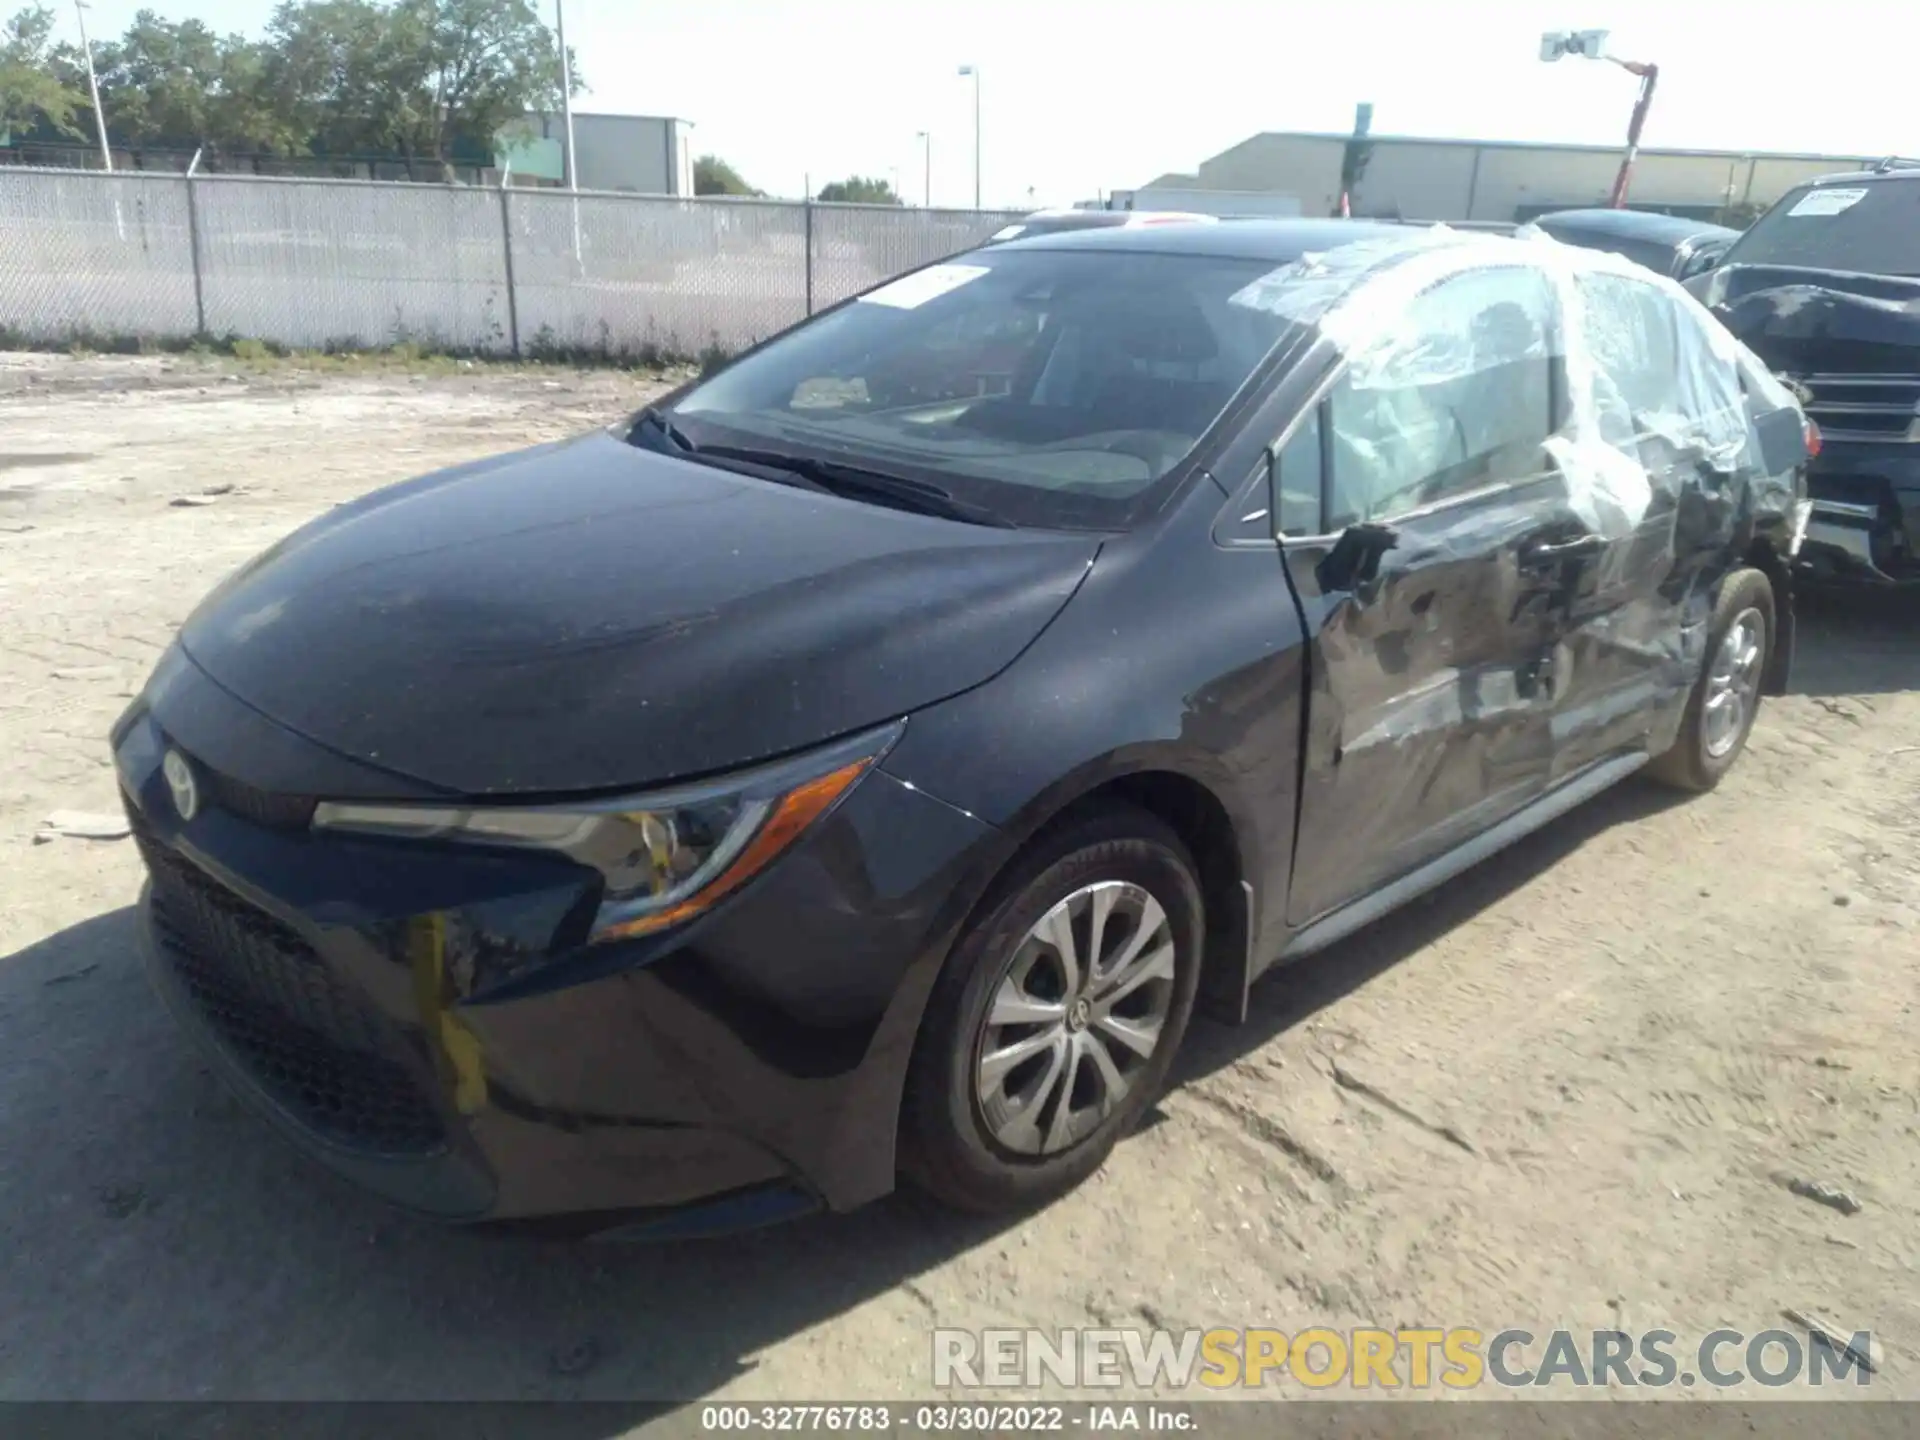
top-left (58, 0), bottom-right (1920, 208)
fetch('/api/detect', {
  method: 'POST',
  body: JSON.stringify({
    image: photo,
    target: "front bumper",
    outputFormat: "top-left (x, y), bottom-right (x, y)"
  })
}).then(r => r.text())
top-left (1794, 444), bottom-right (1920, 585)
top-left (114, 692), bottom-right (996, 1230)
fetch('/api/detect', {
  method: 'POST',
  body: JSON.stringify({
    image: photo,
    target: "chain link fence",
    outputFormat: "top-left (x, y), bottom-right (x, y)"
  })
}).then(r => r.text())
top-left (0, 168), bottom-right (1028, 359)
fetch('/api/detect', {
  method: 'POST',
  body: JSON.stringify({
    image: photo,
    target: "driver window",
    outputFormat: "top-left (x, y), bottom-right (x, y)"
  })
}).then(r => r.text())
top-left (1325, 266), bottom-right (1560, 528)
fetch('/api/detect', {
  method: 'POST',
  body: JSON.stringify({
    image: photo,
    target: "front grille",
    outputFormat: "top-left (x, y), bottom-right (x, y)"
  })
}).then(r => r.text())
top-left (1792, 373), bottom-right (1920, 444)
top-left (131, 809), bottom-right (447, 1156)
top-left (201, 769), bottom-right (318, 831)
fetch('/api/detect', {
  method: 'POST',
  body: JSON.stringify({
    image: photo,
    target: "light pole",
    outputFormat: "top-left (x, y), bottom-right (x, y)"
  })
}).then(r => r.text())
top-left (957, 65), bottom-right (980, 208)
top-left (1540, 29), bottom-right (1660, 209)
top-left (916, 130), bottom-right (931, 207)
top-left (556, 0), bottom-right (578, 191)
top-left (556, 0), bottom-right (580, 262)
top-left (73, 0), bottom-right (110, 171)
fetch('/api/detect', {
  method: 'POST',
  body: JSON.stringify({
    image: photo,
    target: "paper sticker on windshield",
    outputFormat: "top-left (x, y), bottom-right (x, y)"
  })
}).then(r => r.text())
top-left (859, 264), bottom-right (991, 309)
top-left (1788, 187), bottom-right (1867, 217)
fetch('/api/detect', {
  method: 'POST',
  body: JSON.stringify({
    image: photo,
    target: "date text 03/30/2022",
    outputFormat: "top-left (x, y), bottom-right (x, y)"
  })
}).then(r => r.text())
top-left (698, 1405), bottom-right (1194, 1432)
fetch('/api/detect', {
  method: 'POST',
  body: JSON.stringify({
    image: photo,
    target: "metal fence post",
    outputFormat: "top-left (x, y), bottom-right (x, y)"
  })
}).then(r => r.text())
top-left (183, 174), bottom-right (209, 337)
top-left (804, 198), bottom-right (815, 316)
top-left (498, 184), bottom-right (521, 358)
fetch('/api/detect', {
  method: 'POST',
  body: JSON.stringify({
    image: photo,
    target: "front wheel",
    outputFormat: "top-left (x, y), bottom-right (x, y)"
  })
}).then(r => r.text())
top-left (1646, 568), bottom-right (1775, 792)
top-left (901, 805), bottom-right (1204, 1214)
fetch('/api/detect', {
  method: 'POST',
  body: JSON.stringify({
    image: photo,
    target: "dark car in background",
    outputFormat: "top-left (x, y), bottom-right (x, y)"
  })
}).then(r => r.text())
top-left (1530, 208), bottom-right (1741, 281)
top-left (1690, 163), bottom-right (1920, 583)
top-left (114, 222), bottom-right (1808, 1236)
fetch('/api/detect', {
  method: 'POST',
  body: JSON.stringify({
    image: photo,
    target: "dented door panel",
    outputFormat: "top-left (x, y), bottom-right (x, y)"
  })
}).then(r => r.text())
top-left (1282, 481), bottom-right (1569, 927)
top-left (1264, 236), bottom-right (1801, 933)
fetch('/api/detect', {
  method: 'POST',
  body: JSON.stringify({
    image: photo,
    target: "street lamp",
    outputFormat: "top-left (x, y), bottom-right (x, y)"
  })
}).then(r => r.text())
top-left (72, 0), bottom-right (110, 171)
top-left (957, 65), bottom-right (980, 209)
top-left (916, 130), bottom-right (931, 208)
top-left (1540, 29), bottom-right (1660, 209)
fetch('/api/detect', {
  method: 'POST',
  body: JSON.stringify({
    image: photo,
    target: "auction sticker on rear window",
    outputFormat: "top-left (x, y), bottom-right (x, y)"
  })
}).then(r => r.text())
top-left (1788, 187), bottom-right (1868, 217)
top-left (859, 264), bottom-right (991, 309)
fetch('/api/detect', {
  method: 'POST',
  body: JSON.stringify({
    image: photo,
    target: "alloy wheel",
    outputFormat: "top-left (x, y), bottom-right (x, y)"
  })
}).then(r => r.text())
top-left (1703, 606), bottom-right (1766, 759)
top-left (973, 880), bottom-right (1177, 1157)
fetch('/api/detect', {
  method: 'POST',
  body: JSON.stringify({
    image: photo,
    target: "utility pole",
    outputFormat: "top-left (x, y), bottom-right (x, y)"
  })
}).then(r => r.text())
top-left (556, 0), bottom-right (578, 190)
top-left (1606, 59), bottom-right (1660, 209)
top-left (1539, 30), bottom-right (1658, 209)
top-left (917, 130), bottom-right (931, 207)
top-left (556, 0), bottom-right (580, 263)
top-left (958, 65), bottom-right (980, 208)
top-left (73, 1), bottom-right (110, 171)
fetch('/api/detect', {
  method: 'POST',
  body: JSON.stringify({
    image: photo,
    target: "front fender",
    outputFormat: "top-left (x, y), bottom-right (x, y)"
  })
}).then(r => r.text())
top-left (880, 518), bottom-right (1310, 980)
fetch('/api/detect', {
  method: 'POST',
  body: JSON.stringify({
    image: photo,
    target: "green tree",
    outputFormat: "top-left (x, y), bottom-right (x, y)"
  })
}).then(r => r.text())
top-left (205, 36), bottom-right (309, 159)
top-left (0, 5), bottom-right (83, 140)
top-left (98, 13), bottom-right (220, 145)
top-left (693, 152), bottom-right (758, 196)
top-left (264, 0), bottom-right (578, 177)
top-left (815, 175), bottom-right (901, 205)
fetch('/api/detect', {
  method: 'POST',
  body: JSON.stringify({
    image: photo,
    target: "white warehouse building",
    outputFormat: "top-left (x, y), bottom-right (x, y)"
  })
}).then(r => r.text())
top-left (1114, 130), bottom-right (1890, 223)
top-left (496, 112), bottom-right (696, 196)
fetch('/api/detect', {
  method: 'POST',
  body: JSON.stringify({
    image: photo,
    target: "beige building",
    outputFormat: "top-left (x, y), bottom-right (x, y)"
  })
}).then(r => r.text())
top-left (1118, 131), bottom-right (1889, 223)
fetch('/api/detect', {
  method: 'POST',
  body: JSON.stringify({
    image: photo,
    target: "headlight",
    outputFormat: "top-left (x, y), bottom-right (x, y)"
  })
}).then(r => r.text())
top-left (312, 722), bottom-right (902, 943)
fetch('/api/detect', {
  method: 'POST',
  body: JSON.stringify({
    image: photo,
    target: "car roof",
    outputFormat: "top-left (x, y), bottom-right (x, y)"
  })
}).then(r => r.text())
top-left (1533, 208), bottom-right (1738, 245)
top-left (1803, 163), bottom-right (1920, 187)
top-left (985, 217), bottom-right (1419, 263)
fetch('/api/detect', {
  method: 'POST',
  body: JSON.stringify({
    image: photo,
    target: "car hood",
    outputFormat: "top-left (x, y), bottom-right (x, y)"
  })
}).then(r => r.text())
top-left (1698, 263), bottom-right (1920, 375)
top-left (178, 431), bottom-right (1099, 796)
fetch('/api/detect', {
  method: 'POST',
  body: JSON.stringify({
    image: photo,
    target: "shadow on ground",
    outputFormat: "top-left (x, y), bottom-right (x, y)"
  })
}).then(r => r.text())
top-left (1790, 584), bottom-right (1920, 698)
top-left (0, 589), bottom-right (1905, 1412)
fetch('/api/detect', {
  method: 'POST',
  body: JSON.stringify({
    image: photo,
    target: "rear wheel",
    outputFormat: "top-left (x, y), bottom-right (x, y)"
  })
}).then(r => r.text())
top-left (1646, 568), bottom-right (1774, 792)
top-left (902, 805), bottom-right (1203, 1214)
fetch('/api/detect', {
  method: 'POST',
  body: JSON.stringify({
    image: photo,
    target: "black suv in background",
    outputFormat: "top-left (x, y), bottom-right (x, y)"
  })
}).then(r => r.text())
top-left (1690, 164), bottom-right (1920, 583)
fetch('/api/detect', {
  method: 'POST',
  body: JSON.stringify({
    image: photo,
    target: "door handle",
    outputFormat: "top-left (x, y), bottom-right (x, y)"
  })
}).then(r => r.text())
top-left (1521, 534), bottom-right (1604, 565)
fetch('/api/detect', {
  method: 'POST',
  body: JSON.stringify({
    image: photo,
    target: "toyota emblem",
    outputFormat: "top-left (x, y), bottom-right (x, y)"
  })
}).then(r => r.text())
top-left (162, 750), bottom-right (200, 822)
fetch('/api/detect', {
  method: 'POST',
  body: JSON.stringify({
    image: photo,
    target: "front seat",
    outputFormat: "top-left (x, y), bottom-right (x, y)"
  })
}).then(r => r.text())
top-left (1079, 293), bottom-right (1232, 438)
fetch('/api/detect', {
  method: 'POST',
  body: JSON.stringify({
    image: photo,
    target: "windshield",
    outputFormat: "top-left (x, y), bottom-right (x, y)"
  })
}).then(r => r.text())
top-left (664, 247), bottom-right (1305, 529)
top-left (1723, 179), bottom-right (1920, 276)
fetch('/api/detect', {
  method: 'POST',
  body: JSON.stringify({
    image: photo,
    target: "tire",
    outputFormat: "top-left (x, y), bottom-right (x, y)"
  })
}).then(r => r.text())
top-left (1645, 568), bottom-right (1775, 793)
top-left (901, 804), bottom-right (1205, 1214)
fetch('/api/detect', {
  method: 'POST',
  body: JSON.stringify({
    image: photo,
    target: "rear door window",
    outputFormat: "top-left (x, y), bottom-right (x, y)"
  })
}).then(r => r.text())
top-left (1574, 270), bottom-right (1682, 458)
top-left (1575, 268), bottom-right (1750, 469)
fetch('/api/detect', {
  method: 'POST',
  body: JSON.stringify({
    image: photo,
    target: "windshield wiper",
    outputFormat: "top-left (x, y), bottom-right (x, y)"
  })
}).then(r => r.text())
top-left (682, 438), bottom-right (1015, 528)
top-left (784, 457), bottom-right (1017, 529)
top-left (632, 410), bottom-right (842, 496)
top-left (633, 409), bottom-right (1016, 527)
top-left (634, 407), bottom-right (700, 453)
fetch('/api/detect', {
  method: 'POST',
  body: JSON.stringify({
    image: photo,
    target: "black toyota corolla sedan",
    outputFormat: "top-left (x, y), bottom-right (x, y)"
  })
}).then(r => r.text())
top-left (114, 221), bottom-right (1811, 1237)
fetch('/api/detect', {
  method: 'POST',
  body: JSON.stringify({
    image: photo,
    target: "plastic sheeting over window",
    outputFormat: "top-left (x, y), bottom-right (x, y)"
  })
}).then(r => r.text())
top-left (1230, 225), bottom-right (1764, 540)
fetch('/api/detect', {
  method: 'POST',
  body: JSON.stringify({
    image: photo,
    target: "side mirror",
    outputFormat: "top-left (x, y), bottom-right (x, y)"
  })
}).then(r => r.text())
top-left (1316, 521), bottom-right (1399, 594)
top-left (1678, 246), bottom-right (1724, 281)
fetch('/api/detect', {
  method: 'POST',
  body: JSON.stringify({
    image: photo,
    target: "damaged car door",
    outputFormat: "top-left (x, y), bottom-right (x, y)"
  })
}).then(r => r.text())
top-left (1280, 264), bottom-right (1578, 927)
top-left (1539, 267), bottom-right (1712, 779)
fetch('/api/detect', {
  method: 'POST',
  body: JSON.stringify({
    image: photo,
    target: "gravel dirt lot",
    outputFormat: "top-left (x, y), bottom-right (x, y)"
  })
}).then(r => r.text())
top-left (2, 352), bottom-right (1916, 1409)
